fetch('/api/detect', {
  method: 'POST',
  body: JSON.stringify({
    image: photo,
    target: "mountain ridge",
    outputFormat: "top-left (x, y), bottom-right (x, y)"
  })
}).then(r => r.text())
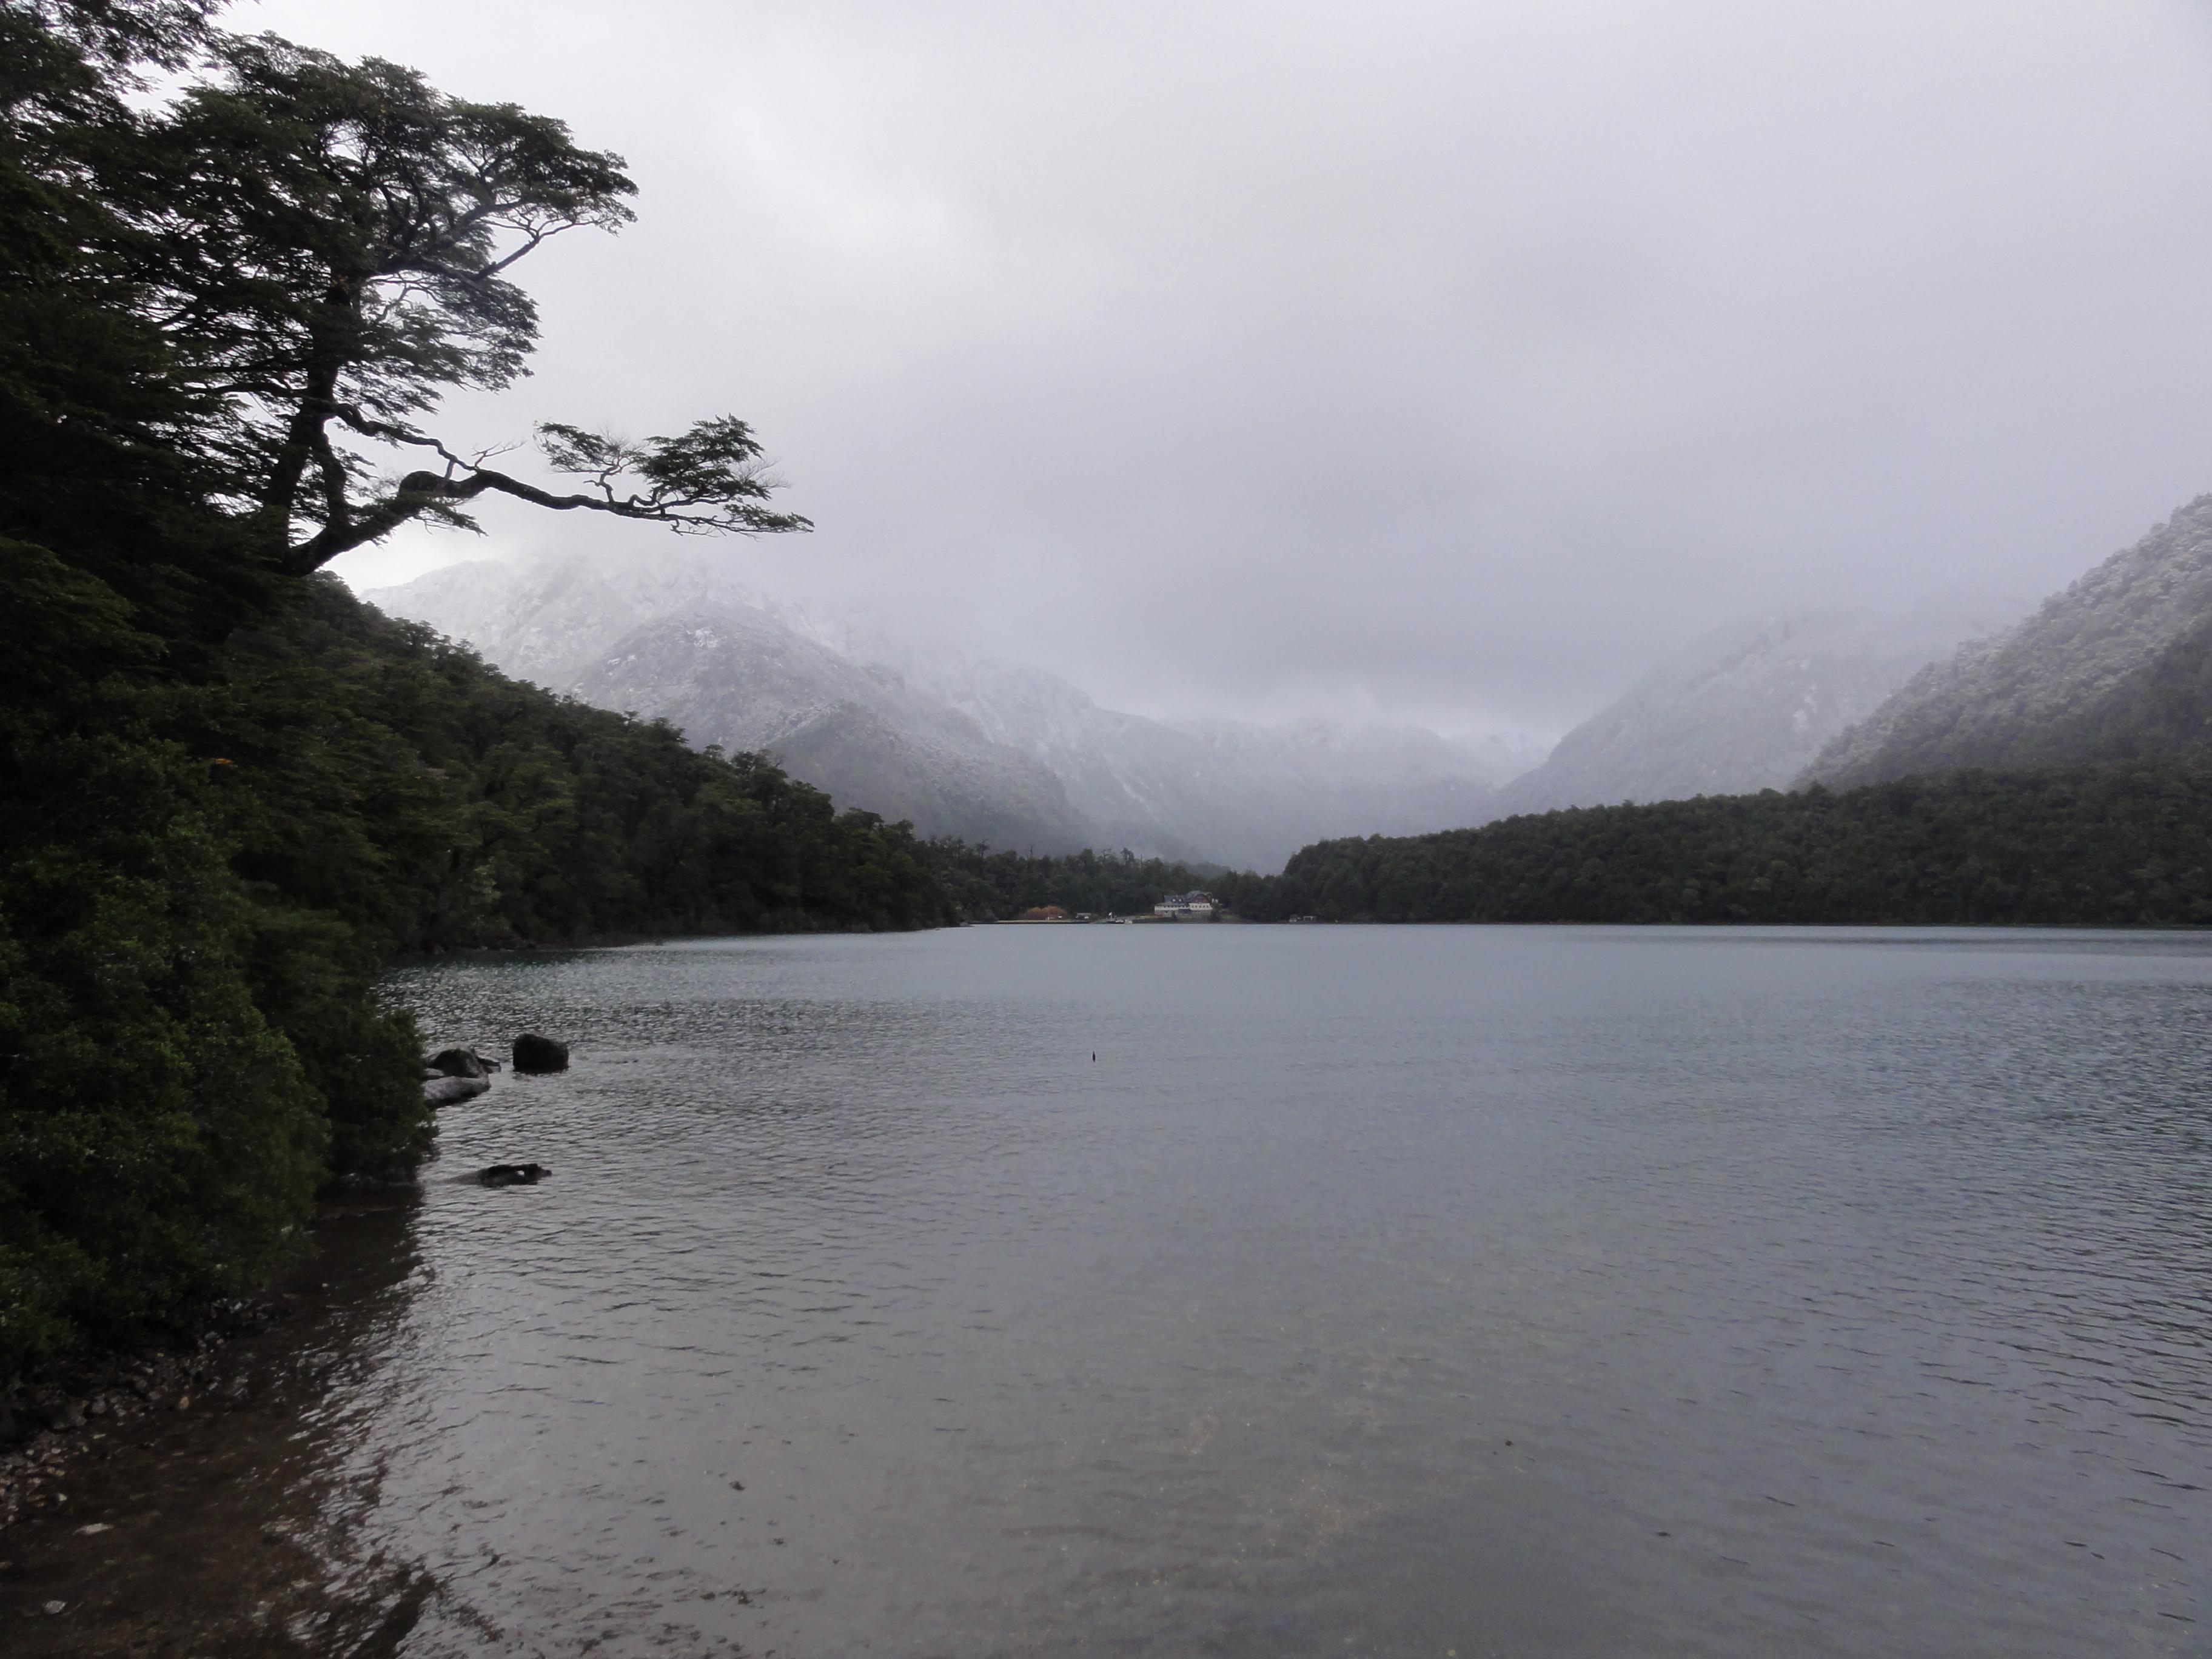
top-left (364, 551), bottom-right (1529, 869)
top-left (1491, 595), bottom-right (2022, 816)
top-left (1805, 495), bottom-right (2212, 786)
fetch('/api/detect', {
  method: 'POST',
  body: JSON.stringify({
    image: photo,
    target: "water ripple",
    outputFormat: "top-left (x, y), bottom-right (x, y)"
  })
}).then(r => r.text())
top-left (203, 928), bottom-right (2212, 1653)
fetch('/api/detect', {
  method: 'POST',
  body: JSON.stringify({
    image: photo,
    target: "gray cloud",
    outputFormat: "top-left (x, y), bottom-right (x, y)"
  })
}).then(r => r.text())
top-left (266, 0), bottom-right (2212, 736)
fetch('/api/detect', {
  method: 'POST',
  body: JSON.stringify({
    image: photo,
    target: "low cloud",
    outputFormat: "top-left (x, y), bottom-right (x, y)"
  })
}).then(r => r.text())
top-left (282, 0), bottom-right (2212, 734)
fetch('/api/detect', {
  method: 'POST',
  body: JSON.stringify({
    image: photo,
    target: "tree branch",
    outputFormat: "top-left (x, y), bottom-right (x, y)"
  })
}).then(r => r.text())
top-left (278, 420), bottom-right (811, 575)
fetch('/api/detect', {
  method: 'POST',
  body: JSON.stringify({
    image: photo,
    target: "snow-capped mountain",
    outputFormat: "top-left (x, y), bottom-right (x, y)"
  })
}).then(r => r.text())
top-left (366, 554), bottom-right (1093, 852)
top-left (1492, 595), bottom-right (2023, 816)
top-left (1805, 495), bottom-right (2212, 786)
top-left (364, 550), bottom-right (1529, 869)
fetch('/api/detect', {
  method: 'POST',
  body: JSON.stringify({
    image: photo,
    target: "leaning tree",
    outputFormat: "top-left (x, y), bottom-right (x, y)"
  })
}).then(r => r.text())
top-left (121, 24), bottom-right (810, 574)
top-left (0, 1), bottom-right (826, 1378)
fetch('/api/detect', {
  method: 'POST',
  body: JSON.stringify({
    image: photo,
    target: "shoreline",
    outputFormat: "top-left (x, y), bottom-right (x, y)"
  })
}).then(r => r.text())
top-left (0, 1338), bottom-right (240, 1534)
top-left (0, 1193), bottom-right (415, 1535)
top-left (0, 1200), bottom-right (423, 1649)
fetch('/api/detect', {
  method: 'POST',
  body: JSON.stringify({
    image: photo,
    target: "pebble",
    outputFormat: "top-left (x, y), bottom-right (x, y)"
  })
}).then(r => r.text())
top-left (43, 1599), bottom-right (65, 1615)
top-left (76, 1522), bottom-right (111, 1536)
top-left (0, 1334), bottom-right (250, 1529)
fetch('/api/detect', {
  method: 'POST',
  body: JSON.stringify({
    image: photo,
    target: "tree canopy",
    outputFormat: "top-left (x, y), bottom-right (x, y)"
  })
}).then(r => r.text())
top-left (8, 0), bottom-right (809, 581)
top-left (1242, 767), bottom-right (2212, 927)
top-left (0, 1), bottom-right (922, 1385)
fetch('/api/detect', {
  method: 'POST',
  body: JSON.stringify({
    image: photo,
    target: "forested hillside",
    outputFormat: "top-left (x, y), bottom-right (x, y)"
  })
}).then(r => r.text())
top-left (0, 1), bottom-right (949, 1380)
top-left (373, 548), bottom-right (1528, 871)
top-left (1492, 597), bottom-right (2016, 815)
top-left (1251, 766), bottom-right (2212, 925)
top-left (1807, 496), bottom-right (2212, 786)
top-left (367, 554), bottom-right (1100, 855)
top-left (223, 580), bottom-right (955, 955)
top-left (928, 842), bottom-right (1267, 920)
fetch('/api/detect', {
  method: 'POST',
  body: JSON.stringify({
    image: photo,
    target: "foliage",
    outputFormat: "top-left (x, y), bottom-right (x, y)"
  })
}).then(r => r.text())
top-left (927, 842), bottom-right (1267, 922)
top-left (1247, 768), bottom-right (2212, 927)
top-left (1, 556), bottom-right (956, 1375)
top-left (9, 1), bottom-right (807, 581)
top-left (198, 577), bottom-right (956, 953)
top-left (0, 725), bottom-right (327, 1364)
top-left (0, 1), bottom-right (943, 1381)
top-left (531, 417), bottom-right (808, 538)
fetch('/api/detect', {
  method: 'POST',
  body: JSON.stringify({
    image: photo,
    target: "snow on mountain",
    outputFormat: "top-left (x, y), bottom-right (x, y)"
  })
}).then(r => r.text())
top-left (905, 651), bottom-right (1532, 868)
top-left (1805, 495), bottom-right (2212, 786)
top-left (364, 549), bottom-right (1527, 869)
top-left (366, 554), bottom-right (1092, 852)
top-left (1492, 595), bottom-right (2023, 817)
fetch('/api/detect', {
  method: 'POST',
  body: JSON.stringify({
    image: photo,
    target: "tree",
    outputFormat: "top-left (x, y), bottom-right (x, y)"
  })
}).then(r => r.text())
top-left (0, 2), bottom-right (877, 1379)
top-left (109, 27), bottom-right (811, 575)
top-left (0, 2), bottom-right (246, 634)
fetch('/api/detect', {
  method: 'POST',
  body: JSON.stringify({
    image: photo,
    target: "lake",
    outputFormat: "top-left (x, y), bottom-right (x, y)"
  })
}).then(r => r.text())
top-left (8, 926), bottom-right (2210, 1655)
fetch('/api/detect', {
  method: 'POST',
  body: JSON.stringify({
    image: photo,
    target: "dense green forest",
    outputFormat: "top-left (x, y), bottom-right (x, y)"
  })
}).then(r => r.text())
top-left (926, 842), bottom-right (1264, 920)
top-left (936, 764), bottom-right (2212, 928)
top-left (0, 1), bottom-right (950, 1380)
top-left (1245, 765), bottom-right (2212, 925)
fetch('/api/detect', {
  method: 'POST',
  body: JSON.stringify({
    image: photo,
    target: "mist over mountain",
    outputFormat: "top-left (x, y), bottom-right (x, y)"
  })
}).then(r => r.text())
top-left (1489, 596), bottom-right (2023, 817)
top-left (364, 552), bottom-right (1532, 870)
top-left (1806, 496), bottom-right (2212, 787)
top-left (364, 555), bottom-right (1093, 852)
top-left (846, 642), bottom-right (1537, 869)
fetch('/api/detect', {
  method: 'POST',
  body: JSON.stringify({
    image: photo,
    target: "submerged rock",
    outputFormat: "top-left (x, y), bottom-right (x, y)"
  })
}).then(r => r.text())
top-left (512, 1033), bottom-right (569, 1073)
top-left (426, 1048), bottom-right (487, 1079)
top-left (477, 1163), bottom-right (551, 1187)
top-left (423, 1075), bottom-right (491, 1108)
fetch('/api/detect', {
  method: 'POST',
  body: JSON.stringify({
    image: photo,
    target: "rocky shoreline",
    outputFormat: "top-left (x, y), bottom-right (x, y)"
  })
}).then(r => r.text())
top-left (1, 1032), bottom-right (567, 1537)
top-left (0, 1310), bottom-right (270, 1532)
top-left (0, 1200), bottom-right (424, 1647)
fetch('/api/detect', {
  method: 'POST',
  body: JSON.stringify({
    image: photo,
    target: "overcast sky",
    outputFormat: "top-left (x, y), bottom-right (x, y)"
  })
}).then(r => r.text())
top-left (261, 0), bottom-right (2212, 737)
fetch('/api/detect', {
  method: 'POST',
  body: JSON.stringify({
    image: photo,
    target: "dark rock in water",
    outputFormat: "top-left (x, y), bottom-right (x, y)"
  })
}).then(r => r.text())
top-left (477, 1162), bottom-right (551, 1187)
top-left (512, 1033), bottom-right (569, 1073)
top-left (426, 1047), bottom-right (487, 1079)
top-left (423, 1074), bottom-right (491, 1108)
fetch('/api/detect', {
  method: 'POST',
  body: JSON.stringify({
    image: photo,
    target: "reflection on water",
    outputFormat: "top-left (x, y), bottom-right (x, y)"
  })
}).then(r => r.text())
top-left (0, 1202), bottom-right (441, 1656)
top-left (7, 927), bottom-right (2211, 1656)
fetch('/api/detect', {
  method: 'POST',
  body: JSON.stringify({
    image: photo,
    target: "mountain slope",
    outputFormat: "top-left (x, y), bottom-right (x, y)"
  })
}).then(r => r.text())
top-left (1492, 598), bottom-right (2017, 816)
top-left (903, 651), bottom-right (1526, 870)
top-left (365, 556), bottom-right (1093, 851)
top-left (572, 608), bottom-right (1095, 852)
top-left (367, 551), bottom-right (1528, 869)
top-left (1806, 496), bottom-right (2212, 786)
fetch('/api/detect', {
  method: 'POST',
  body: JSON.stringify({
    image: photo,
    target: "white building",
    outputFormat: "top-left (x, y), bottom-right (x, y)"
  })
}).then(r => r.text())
top-left (1154, 891), bottom-right (1218, 919)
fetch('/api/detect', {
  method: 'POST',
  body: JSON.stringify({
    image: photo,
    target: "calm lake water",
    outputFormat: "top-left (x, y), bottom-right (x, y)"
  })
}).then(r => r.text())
top-left (18, 925), bottom-right (2212, 1656)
